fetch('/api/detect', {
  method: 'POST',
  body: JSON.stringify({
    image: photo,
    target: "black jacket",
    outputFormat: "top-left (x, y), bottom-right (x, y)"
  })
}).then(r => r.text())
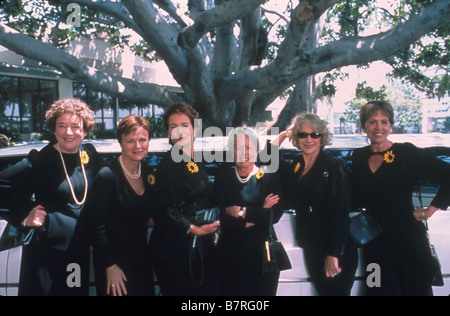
top-left (286, 151), bottom-right (352, 257)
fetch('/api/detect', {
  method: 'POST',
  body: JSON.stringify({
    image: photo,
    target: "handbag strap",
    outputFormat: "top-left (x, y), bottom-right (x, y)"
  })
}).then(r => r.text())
top-left (397, 145), bottom-right (428, 230)
top-left (267, 209), bottom-right (275, 241)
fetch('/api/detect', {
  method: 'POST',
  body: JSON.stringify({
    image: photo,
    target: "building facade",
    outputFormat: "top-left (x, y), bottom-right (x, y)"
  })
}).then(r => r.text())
top-left (0, 37), bottom-right (178, 140)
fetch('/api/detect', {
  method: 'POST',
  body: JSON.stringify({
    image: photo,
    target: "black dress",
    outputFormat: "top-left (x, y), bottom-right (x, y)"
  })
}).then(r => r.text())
top-left (0, 142), bottom-right (103, 296)
top-left (351, 143), bottom-right (450, 296)
top-left (285, 151), bottom-right (358, 296)
top-left (149, 152), bottom-right (219, 296)
top-left (88, 159), bottom-right (154, 296)
top-left (214, 167), bottom-right (284, 296)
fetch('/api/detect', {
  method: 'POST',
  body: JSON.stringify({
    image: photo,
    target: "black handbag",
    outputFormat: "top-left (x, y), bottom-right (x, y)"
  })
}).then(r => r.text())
top-left (0, 223), bottom-right (35, 252)
top-left (262, 211), bottom-right (292, 274)
top-left (399, 150), bottom-right (444, 287)
top-left (349, 209), bottom-right (383, 247)
top-left (323, 164), bottom-right (382, 247)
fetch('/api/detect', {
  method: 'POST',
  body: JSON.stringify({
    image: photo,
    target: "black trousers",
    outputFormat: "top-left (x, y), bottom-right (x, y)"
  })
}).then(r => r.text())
top-left (303, 244), bottom-right (358, 296)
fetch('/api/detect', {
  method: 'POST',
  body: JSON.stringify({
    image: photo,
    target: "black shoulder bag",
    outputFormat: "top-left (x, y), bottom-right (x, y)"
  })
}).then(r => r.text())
top-left (324, 162), bottom-right (382, 247)
top-left (399, 147), bottom-right (444, 287)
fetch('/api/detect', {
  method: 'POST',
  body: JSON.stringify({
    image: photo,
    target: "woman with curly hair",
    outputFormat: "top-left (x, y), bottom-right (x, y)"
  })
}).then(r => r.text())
top-left (0, 98), bottom-right (104, 296)
top-left (272, 113), bottom-right (358, 296)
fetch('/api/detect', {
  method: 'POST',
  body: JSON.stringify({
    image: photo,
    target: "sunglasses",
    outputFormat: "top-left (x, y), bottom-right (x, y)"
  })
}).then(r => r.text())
top-left (297, 132), bottom-right (323, 139)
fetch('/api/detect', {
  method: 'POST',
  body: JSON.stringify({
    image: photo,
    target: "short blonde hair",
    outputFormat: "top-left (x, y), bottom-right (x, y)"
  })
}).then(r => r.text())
top-left (46, 98), bottom-right (95, 134)
top-left (288, 113), bottom-right (332, 149)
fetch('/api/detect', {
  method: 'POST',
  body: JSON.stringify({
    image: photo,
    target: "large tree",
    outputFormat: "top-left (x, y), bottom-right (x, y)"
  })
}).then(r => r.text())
top-left (0, 0), bottom-right (449, 130)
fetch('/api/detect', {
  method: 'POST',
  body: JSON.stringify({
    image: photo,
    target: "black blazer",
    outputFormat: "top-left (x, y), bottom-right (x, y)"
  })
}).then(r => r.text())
top-left (0, 142), bottom-right (103, 251)
top-left (214, 166), bottom-right (284, 273)
top-left (285, 151), bottom-right (352, 257)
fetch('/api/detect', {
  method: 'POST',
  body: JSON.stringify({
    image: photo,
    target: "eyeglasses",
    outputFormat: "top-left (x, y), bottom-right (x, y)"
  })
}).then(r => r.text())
top-left (297, 132), bottom-right (323, 139)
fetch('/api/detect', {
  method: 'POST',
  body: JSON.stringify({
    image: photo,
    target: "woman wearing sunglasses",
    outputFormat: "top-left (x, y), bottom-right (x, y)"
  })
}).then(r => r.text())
top-left (272, 113), bottom-right (358, 296)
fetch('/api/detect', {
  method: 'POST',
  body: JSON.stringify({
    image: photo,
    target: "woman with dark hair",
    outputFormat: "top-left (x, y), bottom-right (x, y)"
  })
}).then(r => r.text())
top-left (89, 115), bottom-right (155, 296)
top-left (149, 103), bottom-right (220, 296)
top-left (0, 98), bottom-right (103, 296)
top-left (351, 101), bottom-right (450, 296)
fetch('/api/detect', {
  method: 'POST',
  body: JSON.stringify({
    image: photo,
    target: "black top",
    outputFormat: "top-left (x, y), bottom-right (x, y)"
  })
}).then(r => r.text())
top-left (150, 152), bottom-right (213, 262)
top-left (285, 151), bottom-right (352, 257)
top-left (0, 142), bottom-right (103, 251)
top-left (88, 158), bottom-right (154, 269)
top-left (351, 142), bottom-right (450, 240)
top-left (351, 142), bottom-right (450, 295)
top-left (215, 167), bottom-right (284, 273)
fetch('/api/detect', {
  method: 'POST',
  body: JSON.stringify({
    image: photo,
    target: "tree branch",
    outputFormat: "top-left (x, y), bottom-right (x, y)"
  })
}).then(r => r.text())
top-left (222, 0), bottom-right (450, 100)
top-left (0, 23), bottom-right (182, 107)
top-left (122, 0), bottom-right (188, 83)
top-left (178, 0), bottom-right (266, 49)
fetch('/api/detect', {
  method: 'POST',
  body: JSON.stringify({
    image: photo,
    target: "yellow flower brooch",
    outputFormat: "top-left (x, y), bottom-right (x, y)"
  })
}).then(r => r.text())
top-left (187, 162), bottom-right (199, 174)
top-left (148, 174), bottom-right (156, 186)
top-left (294, 162), bottom-right (301, 174)
top-left (256, 169), bottom-right (264, 180)
top-left (384, 151), bottom-right (395, 164)
top-left (80, 151), bottom-right (89, 165)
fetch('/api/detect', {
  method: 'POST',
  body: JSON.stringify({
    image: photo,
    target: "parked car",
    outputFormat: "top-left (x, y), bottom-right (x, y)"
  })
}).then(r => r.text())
top-left (1, 135), bottom-right (449, 296)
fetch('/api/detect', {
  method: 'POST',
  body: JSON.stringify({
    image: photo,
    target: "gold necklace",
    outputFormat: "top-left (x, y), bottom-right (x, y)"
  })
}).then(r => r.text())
top-left (57, 144), bottom-right (88, 206)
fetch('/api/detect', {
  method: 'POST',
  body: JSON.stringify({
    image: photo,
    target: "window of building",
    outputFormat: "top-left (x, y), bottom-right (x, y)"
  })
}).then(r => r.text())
top-left (73, 82), bottom-right (161, 132)
top-left (0, 75), bottom-right (58, 134)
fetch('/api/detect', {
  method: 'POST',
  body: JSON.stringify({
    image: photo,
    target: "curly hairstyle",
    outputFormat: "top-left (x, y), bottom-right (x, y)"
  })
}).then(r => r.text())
top-left (288, 113), bottom-right (333, 149)
top-left (45, 98), bottom-right (96, 134)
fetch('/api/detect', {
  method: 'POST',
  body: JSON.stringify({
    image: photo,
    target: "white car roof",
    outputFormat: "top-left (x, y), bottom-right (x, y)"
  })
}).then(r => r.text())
top-left (0, 134), bottom-right (449, 158)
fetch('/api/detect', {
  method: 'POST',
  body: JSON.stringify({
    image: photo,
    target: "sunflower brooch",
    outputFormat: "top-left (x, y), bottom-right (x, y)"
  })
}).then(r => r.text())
top-left (294, 162), bottom-right (301, 174)
top-left (384, 151), bottom-right (395, 164)
top-left (256, 169), bottom-right (265, 180)
top-left (80, 151), bottom-right (90, 165)
top-left (148, 174), bottom-right (156, 186)
top-left (187, 162), bottom-right (199, 174)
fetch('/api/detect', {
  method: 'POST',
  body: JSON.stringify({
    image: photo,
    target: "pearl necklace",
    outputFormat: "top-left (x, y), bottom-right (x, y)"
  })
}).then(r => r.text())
top-left (235, 165), bottom-right (259, 184)
top-left (119, 155), bottom-right (141, 179)
top-left (57, 143), bottom-right (88, 206)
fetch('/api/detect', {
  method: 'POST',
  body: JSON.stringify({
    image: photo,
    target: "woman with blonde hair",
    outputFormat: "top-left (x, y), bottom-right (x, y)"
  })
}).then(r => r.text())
top-left (0, 98), bottom-right (104, 296)
top-left (273, 113), bottom-right (358, 296)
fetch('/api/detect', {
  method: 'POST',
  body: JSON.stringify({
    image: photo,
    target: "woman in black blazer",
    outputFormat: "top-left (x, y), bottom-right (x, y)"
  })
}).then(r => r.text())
top-left (149, 103), bottom-right (220, 296)
top-left (215, 127), bottom-right (284, 296)
top-left (273, 114), bottom-right (358, 296)
top-left (0, 99), bottom-right (103, 296)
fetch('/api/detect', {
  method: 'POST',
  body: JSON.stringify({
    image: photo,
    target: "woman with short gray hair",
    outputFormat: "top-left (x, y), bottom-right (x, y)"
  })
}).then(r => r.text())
top-left (215, 126), bottom-right (285, 296)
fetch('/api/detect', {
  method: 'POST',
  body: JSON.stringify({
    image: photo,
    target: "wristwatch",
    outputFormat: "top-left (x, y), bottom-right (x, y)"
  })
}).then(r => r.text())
top-left (239, 207), bottom-right (246, 218)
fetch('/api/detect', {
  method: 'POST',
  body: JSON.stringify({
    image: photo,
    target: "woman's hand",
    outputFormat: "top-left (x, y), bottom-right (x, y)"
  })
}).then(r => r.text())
top-left (106, 265), bottom-right (128, 296)
top-left (263, 194), bottom-right (280, 209)
top-left (270, 130), bottom-right (292, 147)
top-left (325, 256), bottom-right (342, 278)
top-left (413, 206), bottom-right (438, 222)
top-left (189, 221), bottom-right (220, 237)
top-left (22, 205), bottom-right (47, 228)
